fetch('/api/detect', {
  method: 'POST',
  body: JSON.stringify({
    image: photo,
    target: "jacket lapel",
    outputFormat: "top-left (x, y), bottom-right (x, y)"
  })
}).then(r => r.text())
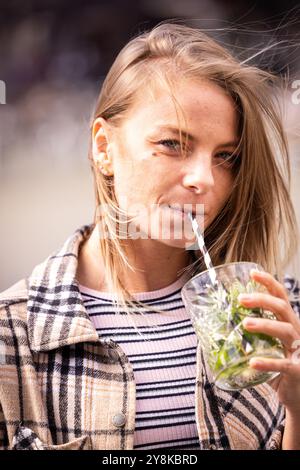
top-left (27, 223), bottom-right (100, 352)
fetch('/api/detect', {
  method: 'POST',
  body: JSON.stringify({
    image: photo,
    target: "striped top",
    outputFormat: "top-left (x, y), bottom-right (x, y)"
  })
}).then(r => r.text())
top-left (78, 270), bottom-right (201, 450)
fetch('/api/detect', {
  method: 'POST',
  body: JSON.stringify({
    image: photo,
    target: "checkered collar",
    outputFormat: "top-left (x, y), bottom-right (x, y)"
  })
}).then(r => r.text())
top-left (27, 223), bottom-right (101, 352)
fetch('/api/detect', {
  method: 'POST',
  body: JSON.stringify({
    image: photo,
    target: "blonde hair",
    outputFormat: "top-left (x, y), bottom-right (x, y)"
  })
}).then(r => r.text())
top-left (87, 21), bottom-right (299, 325)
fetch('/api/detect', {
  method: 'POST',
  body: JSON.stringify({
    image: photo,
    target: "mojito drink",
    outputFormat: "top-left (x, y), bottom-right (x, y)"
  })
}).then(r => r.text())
top-left (181, 262), bottom-right (284, 390)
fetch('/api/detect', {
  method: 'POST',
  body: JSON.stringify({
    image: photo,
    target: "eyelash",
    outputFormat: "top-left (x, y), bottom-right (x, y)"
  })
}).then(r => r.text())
top-left (157, 139), bottom-right (238, 164)
top-left (157, 139), bottom-right (182, 151)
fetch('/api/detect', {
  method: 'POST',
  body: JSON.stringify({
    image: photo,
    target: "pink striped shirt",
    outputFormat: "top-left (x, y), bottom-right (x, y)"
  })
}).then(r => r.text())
top-left (79, 271), bottom-right (200, 450)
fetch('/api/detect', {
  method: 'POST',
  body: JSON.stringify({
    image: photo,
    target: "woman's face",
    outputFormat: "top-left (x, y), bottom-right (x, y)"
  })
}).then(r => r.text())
top-left (95, 79), bottom-right (240, 249)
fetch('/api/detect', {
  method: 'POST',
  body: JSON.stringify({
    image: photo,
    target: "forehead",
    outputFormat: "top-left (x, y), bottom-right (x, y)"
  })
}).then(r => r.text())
top-left (124, 79), bottom-right (239, 135)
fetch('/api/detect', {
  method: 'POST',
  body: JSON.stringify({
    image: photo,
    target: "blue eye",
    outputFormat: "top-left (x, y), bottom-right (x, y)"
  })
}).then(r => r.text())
top-left (216, 151), bottom-right (239, 165)
top-left (217, 151), bottom-right (232, 160)
top-left (157, 139), bottom-right (181, 151)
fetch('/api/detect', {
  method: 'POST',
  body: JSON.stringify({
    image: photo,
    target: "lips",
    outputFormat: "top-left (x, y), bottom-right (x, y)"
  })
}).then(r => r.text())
top-left (168, 206), bottom-right (189, 219)
top-left (168, 204), bottom-right (205, 217)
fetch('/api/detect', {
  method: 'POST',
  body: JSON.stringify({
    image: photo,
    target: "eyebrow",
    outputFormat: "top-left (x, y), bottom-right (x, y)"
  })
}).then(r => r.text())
top-left (152, 125), bottom-right (239, 147)
top-left (153, 125), bottom-right (194, 139)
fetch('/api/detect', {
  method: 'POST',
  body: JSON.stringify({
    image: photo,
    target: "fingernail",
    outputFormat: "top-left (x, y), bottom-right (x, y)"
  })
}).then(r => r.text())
top-left (249, 358), bottom-right (263, 367)
top-left (238, 294), bottom-right (250, 302)
top-left (243, 318), bottom-right (257, 327)
top-left (251, 268), bottom-right (265, 277)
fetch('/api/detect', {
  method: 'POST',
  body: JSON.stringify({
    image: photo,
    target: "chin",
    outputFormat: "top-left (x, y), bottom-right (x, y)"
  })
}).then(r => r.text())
top-left (158, 236), bottom-right (197, 250)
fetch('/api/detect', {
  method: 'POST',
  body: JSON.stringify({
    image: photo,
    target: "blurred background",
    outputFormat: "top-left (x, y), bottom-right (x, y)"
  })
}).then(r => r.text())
top-left (0, 0), bottom-right (300, 290)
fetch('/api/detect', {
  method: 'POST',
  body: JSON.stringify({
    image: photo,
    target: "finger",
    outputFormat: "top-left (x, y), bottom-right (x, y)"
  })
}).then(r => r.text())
top-left (250, 269), bottom-right (289, 302)
top-left (248, 356), bottom-right (299, 375)
top-left (243, 317), bottom-right (298, 351)
top-left (238, 292), bottom-right (296, 323)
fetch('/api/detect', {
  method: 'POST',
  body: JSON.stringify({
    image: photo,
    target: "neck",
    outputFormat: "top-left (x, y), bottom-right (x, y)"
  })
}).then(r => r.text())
top-left (76, 224), bottom-right (193, 293)
top-left (118, 238), bottom-right (192, 293)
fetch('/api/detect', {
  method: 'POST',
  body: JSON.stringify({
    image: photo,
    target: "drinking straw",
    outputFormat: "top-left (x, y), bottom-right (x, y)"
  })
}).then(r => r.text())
top-left (188, 212), bottom-right (219, 288)
top-left (188, 213), bottom-right (243, 338)
top-left (188, 213), bottom-right (252, 351)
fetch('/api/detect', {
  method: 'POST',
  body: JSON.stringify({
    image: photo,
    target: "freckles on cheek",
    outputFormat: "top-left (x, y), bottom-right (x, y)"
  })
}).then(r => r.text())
top-left (138, 149), bottom-right (158, 162)
top-left (210, 183), bottom-right (232, 213)
top-left (215, 172), bottom-right (234, 196)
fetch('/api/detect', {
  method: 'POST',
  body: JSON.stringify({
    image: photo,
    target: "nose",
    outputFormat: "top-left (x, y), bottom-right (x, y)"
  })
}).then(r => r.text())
top-left (182, 156), bottom-right (214, 194)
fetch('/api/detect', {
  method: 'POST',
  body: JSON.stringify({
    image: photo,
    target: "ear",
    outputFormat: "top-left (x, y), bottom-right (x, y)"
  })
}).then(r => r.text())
top-left (92, 117), bottom-right (109, 156)
top-left (92, 117), bottom-right (114, 176)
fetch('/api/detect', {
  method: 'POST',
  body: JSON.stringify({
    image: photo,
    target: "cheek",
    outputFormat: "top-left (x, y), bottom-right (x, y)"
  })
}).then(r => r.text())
top-left (112, 162), bottom-right (151, 209)
top-left (113, 146), bottom-right (161, 192)
top-left (213, 171), bottom-right (234, 205)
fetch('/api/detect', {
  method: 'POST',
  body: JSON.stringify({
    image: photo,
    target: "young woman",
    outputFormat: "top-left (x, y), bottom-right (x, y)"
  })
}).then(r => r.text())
top-left (1, 22), bottom-right (300, 451)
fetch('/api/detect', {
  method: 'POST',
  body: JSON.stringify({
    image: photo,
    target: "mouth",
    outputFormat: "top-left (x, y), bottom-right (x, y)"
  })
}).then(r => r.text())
top-left (167, 204), bottom-right (205, 218)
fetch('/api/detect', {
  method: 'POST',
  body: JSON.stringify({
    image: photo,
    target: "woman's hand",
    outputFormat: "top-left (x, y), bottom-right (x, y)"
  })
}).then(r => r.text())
top-left (238, 269), bottom-right (300, 414)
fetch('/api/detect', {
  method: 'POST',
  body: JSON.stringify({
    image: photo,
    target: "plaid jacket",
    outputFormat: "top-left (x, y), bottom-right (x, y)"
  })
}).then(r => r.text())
top-left (0, 223), bottom-right (299, 450)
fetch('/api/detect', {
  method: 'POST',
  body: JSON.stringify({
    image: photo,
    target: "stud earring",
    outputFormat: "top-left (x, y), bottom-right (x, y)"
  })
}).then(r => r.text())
top-left (99, 165), bottom-right (113, 176)
top-left (94, 153), bottom-right (113, 176)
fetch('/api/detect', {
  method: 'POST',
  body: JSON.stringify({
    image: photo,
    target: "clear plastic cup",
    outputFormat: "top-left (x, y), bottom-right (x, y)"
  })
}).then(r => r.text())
top-left (181, 262), bottom-right (284, 390)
